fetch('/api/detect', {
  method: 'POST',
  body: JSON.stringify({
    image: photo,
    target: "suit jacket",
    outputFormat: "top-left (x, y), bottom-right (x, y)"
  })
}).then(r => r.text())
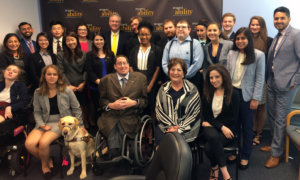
top-left (203, 38), bottom-right (233, 69)
top-left (28, 52), bottom-right (57, 90)
top-left (129, 43), bottom-right (162, 83)
top-left (103, 30), bottom-right (130, 56)
top-left (97, 72), bottom-right (147, 137)
top-left (20, 39), bottom-right (37, 55)
top-left (266, 26), bottom-right (300, 91)
top-left (227, 49), bottom-right (265, 102)
top-left (202, 89), bottom-right (239, 134)
top-left (33, 87), bottom-right (82, 128)
top-left (49, 36), bottom-right (64, 55)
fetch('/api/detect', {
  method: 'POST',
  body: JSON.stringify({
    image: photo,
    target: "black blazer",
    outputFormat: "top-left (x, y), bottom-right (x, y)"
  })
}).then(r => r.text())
top-left (202, 89), bottom-right (239, 134)
top-left (20, 38), bottom-right (37, 55)
top-left (85, 51), bottom-right (115, 86)
top-left (103, 30), bottom-right (130, 56)
top-left (28, 52), bottom-right (57, 90)
top-left (129, 43), bottom-right (162, 83)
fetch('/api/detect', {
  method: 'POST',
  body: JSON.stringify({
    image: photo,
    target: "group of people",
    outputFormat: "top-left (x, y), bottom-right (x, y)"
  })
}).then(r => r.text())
top-left (0, 5), bottom-right (299, 180)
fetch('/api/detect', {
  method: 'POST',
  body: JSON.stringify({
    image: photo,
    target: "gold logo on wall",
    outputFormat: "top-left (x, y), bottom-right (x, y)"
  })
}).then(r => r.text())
top-left (173, 6), bottom-right (192, 16)
top-left (120, 24), bottom-right (131, 32)
top-left (135, 8), bottom-right (154, 16)
top-left (65, 9), bottom-right (83, 18)
top-left (87, 24), bottom-right (101, 33)
top-left (99, 9), bottom-right (118, 17)
top-left (154, 23), bottom-right (163, 32)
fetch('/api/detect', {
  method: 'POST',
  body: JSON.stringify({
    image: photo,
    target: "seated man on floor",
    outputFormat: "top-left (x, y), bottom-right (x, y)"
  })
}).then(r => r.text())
top-left (97, 55), bottom-right (147, 160)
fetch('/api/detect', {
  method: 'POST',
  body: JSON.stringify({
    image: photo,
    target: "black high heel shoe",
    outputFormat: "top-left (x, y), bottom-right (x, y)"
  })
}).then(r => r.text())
top-left (209, 166), bottom-right (219, 180)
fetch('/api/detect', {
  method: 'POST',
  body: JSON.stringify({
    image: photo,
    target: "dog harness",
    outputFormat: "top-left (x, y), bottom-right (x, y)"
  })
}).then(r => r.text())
top-left (64, 127), bottom-right (91, 143)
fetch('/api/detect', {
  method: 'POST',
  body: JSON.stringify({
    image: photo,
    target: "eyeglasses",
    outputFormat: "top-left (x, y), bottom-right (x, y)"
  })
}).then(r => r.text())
top-left (176, 26), bottom-right (188, 30)
top-left (116, 62), bottom-right (128, 66)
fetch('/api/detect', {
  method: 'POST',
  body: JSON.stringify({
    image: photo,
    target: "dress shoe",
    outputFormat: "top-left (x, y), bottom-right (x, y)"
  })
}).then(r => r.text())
top-left (265, 156), bottom-right (280, 168)
top-left (239, 159), bottom-right (249, 170)
top-left (260, 146), bottom-right (271, 152)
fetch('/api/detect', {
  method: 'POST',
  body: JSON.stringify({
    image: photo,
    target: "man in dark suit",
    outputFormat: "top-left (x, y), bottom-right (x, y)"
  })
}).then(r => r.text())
top-left (49, 21), bottom-right (65, 55)
top-left (262, 6), bottom-right (300, 168)
top-left (221, 13), bottom-right (236, 41)
top-left (18, 22), bottom-right (37, 55)
top-left (97, 55), bottom-right (147, 159)
top-left (103, 13), bottom-right (130, 57)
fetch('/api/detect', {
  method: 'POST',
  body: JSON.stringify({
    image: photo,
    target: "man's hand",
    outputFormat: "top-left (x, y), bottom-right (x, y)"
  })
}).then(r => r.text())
top-left (250, 99), bottom-right (259, 110)
top-left (108, 97), bottom-right (137, 110)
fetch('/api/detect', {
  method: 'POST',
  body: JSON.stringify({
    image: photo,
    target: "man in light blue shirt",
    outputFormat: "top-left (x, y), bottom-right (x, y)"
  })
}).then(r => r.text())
top-left (162, 19), bottom-right (204, 85)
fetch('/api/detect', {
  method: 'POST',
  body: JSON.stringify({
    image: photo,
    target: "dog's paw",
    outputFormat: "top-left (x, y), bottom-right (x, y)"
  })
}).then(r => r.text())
top-left (80, 172), bottom-right (87, 179)
top-left (67, 168), bottom-right (74, 175)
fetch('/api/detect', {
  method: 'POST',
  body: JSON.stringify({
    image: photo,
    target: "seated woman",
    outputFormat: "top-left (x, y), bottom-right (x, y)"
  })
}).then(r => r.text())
top-left (202, 64), bottom-right (239, 180)
top-left (0, 65), bottom-right (28, 147)
top-left (25, 65), bottom-right (82, 179)
top-left (155, 58), bottom-right (201, 144)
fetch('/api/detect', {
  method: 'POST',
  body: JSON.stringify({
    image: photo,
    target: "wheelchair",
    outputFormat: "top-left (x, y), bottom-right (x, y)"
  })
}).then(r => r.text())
top-left (92, 115), bottom-right (155, 175)
top-left (0, 125), bottom-right (31, 176)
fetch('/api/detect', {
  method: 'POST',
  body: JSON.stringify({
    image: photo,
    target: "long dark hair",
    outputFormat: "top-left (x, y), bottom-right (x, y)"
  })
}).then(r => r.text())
top-left (91, 32), bottom-right (113, 59)
top-left (232, 27), bottom-right (255, 65)
top-left (36, 32), bottom-right (51, 52)
top-left (2, 33), bottom-right (25, 59)
top-left (204, 64), bottom-right (233, 105)
top-left (63, 31), bottom-right (83, 62)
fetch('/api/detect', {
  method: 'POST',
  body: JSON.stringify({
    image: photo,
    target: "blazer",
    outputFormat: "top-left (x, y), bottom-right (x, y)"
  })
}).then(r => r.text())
top-left (33, 87), bottom-right (82, 128)
top-left (20, 39), bottom-right (37, 55)
top-left (0, 81), bottom-right (28, 114)
top-left (266, 26), bottom-right (300, 91)
top-left (129, 43), bottom-right (162, 83)
top-left (28, 52), bottom-right (57, 90)
top-left (202, 89), bottom-right (239, 134)
top-left (57, 51), bottom-right (87, 86)
top-left (227, 49), bottom-right (265, 102)
top-left (97, 72), bottom-right (147, 138)
top-left (103, 30), bottom-right (130, 56)
top-left (203, 38), bottom-right (233, 69)
top-left (85, 51), bottom-right (115, 85)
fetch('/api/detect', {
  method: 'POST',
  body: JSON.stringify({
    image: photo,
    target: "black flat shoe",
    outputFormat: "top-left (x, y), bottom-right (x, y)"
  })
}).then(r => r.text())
top-left (226, 155), bottom-right (237, 164)
top-left (49, 157), bottom-right (58, 176)
top-left (42, 171), bottom-right (52, 180)
top-left (239, 162), bottom-right (249, 170)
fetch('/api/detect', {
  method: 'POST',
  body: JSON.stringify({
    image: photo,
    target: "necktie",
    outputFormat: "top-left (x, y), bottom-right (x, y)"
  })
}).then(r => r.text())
top-left (28, 41), bottom-right (35, 53)
top-left (112, 34), bottom-right (117, 56)
top-left (122, 78), bottom-right (126, 89)
top-left (57, 40), bottom-right (62, 52)
top-left (266, 32), bottom-right (282, 81)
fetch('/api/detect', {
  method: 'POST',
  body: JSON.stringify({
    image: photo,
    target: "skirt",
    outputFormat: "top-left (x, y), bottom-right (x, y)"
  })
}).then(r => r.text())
top-left (35, 114), bottom-right (61, 135)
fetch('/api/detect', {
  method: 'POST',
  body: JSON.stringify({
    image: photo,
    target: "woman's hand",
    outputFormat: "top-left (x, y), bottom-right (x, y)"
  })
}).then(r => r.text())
top-left (166, 126), bottom-right (179, 132)
top-left (4, 106), bottom-right (13, 119)
top-left (202, 121), bottom-right (212, 127)
top-left (95, 79), bottom-right (101, 85)
top-left (40, 125), bottom-right (52, 131)
top-left (77, 82), bottom-right (85, 92)
top-left (69, 85), bottom-right (77, 92)
top-left (221, 126), bottom-right (234, 139)
top-left (147, 84), bottom-right (152, 93)
top-left (250, 99), bottom-right (259, 110)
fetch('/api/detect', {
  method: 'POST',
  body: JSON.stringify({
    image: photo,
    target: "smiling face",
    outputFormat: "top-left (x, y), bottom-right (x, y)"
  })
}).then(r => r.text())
top-left (222, 16), bottom-right (235, 32)
top-left (93, 35), bottom-right (104, 50)
top-left (51, 24), bottom-right (64, 39)
top-left (4, 65), bottom-right (20, 81)
top-left (139, 27), bottom-right (151, 46)
top-left (130, 19), bottom-right (140, 34)
top-left (77, 25), bottom-right (88, 38)
top-left (109, 15), bottom-right (121, 33)
top-left (66, 36), bottom-right (78, 50)
top-left (196, 25), bottom-right (207, 41)
top-left (207, 24), bottom-right (220, 42)
top-left (169, 63), bottom-right (184, 84)
top-left (164, 21), bottom-right (176, 38)
top-left (176, 22), bottom-right (191, 41)
top-left (235, 32), bottom-right (249, 51)
top-left (45, 67), bottom-right (58, 85)
top-left (6, 36), bottom-right (20, 52)
top-left (209, 70), bottom-right (223, 89)
top-left (274, 12), bottom-right (291, 32)
top-left (114, 56), bottom-right (129, 76)
top-left (38, 35), bottom-right (49, 50)
top-left (249, 19), bottom-right (261, 35)
top-left (19, 24), bottom-right (33, 39)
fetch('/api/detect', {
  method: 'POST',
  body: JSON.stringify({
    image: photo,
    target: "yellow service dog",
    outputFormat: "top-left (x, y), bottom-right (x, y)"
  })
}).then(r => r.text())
top-left (58, 116), bottom-right (95, 179)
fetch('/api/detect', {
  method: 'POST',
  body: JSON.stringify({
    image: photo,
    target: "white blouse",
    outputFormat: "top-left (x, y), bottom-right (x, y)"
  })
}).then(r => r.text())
top-left (212, 94), bottom-right (223, 118)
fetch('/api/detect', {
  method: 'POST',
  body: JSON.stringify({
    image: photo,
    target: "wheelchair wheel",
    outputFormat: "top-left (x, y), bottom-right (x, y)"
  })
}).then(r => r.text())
top-left (134, 115), bottom-right (155, 167)
top-left (8, 143), bottom-right (29, 176)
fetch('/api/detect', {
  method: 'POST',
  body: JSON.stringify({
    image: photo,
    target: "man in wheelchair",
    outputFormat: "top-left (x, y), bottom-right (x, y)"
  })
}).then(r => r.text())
top-left (97, 55), bottom-right (147, 160)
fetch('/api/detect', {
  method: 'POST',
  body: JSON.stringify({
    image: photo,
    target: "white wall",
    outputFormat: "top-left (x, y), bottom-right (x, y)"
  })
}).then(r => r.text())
top-left (223, 0), bottom-right (300, 37)
top-left (0, 0), bottom-right (41, 48)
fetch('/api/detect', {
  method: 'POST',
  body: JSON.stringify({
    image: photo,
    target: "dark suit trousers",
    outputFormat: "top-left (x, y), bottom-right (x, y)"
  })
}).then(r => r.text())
top-left (236, 89), bottom-right (254, 160)
top-left (267, 76), bottom-right (298, 157)
top-left (107, 122), bottom-right (125, 150)
top-left (203, 127), bottom-right (232, 167)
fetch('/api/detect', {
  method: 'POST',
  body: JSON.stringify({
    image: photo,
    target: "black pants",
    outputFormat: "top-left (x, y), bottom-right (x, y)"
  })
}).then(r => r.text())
top-left (202, 127), bottom-right (232, 167)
